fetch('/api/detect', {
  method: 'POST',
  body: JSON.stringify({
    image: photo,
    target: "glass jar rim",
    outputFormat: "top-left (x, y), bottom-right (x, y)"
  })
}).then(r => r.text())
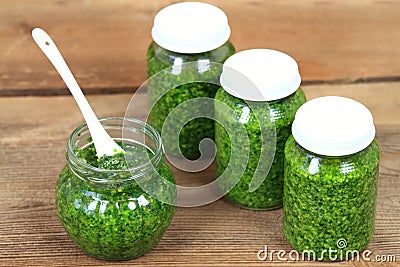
top-left (67, 116), bottom-right (163, 175)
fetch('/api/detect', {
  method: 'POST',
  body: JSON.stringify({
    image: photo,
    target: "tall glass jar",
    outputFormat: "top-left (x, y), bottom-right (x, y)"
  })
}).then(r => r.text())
top-left (215, 49), bottom-right (306, 210)
top-left (283, 96), bottom-right (379, 261)
top-left (147, 2), bottom-right (235, 160)
top-left (56, 117), bottom-right (176, 260)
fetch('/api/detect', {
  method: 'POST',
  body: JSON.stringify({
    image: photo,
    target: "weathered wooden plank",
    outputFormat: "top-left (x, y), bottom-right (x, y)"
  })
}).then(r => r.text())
top-left (0, 81), bottom-right (398, 147)
top-left (1, 0), bottom-right (400, 95)
top-left (303, 82), bottom-right (400, 126)
top-left (0, 133), bottom-right (399, 267)
top-left (0, 83), bottom-right (399, 266)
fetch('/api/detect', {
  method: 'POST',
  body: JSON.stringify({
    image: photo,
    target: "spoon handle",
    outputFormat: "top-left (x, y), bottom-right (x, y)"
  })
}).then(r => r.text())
top-left (32, 28), bottom-right (123, 156)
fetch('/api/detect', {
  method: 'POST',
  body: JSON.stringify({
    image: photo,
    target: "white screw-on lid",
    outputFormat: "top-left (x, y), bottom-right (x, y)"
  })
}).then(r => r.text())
top-left (292, 96), bottom-right (376, 156)
top-left (151, 2), bottom-right (231, 54)
top-left (219, 49), bottom-right (301, 101)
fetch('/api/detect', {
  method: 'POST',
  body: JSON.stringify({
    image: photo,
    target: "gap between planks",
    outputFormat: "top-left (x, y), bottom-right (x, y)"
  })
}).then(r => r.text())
top-left (1, 76), bottom-right (400, 97)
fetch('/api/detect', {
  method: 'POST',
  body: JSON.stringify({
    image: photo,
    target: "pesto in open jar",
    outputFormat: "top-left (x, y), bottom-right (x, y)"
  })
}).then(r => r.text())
top-left (283, 96), bottom-right (379, 261)
top-left (215, 49), bottom-right (306, 210)
top-left (147, 2), bottom-right (235, 160)
top-left (56, 117), bottom-right (176, 260)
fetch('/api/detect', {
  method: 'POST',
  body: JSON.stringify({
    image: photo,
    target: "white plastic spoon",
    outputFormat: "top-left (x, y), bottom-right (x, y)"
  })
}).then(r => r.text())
top-left (32, 28), bottom-right (124, 157)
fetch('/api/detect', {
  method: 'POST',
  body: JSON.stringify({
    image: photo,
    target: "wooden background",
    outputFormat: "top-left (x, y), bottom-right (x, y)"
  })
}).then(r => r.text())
top-left (0, 0), bottom-right (399, 266)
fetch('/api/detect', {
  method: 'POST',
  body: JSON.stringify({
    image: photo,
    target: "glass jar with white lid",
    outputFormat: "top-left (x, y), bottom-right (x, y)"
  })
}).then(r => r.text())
top-left (283, 96), bottom-right (379, 261)
top-left (215, 49), bottom-right (306, 210)
top-left (147, 2), bottom-right (235, 160)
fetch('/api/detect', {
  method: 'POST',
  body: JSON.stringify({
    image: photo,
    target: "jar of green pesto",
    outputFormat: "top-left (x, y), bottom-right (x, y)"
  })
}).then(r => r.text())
top-left (283, 96), bottom-right (379, 261)
top-left (215, 49), bottom-right (306, 210)
top-left (147, 2), bottom-right (235, 160)
top-left (56, 117), bottom-right (176, 260)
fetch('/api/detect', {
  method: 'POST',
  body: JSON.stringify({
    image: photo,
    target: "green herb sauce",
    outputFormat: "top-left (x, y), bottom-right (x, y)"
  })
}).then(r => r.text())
top-left (283, 136), bottom-right (379, 261)
top-left (56, 142), bottom-right (176, 260)
top-left (147, 41), bottom-right (235, 159)
top-left (215, 89), bottom-right (306, 209)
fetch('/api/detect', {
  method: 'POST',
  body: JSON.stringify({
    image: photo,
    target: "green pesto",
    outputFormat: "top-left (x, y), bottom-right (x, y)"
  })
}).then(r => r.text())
top-left (56, 142), bottom-right (176, 260)
top-left (283, 136), bottom-right (379, 261)
top-left (215, 89), bottom-right (306, 209)
top-left (147, 41), bottom-right (235, 159)
top-left (75, 143), bottom-right (128, 170)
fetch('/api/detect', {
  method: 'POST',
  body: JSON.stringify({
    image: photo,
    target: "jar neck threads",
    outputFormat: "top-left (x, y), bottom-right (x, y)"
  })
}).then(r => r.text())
top-left (66, 117), bottom-right (164, 185)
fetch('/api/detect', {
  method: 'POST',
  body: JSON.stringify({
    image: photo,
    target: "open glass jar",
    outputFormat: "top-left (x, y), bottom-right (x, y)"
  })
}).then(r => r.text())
top-left (215, 49), bottom-right (306, 210)
top-left (147, 2), bottom-right (235, 160)
top-left (56, 117), bottom-right (176, 260)
top-left (283, 96), bottom-right (379, 261)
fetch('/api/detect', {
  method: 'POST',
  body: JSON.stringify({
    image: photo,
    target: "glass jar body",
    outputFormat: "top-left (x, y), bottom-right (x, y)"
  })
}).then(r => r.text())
top-left (215, 88), bottom-right (306, 210)
top-left (283, 136), bottom-right (379, 261)
top-left (147, 41), bottom-right (235, 160)
top-left (56, 118), bottom-right (176, 260)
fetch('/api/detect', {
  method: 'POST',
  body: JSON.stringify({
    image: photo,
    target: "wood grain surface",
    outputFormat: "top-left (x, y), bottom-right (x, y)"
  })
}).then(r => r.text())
top-left (1, 0), bottom-right (400, 95)
top-left (1, 83), bottom-right (399, 266)
top-left (1, 0), bottom-right (399, 266)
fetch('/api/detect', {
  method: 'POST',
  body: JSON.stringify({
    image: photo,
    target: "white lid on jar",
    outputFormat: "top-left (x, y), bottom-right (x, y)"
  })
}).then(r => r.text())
top-left (151, 2), bottom-right (231, 54)
top-left (292, 96), bottom-right (376, 156)
top-left (219, 49), bottom-right (301, 101)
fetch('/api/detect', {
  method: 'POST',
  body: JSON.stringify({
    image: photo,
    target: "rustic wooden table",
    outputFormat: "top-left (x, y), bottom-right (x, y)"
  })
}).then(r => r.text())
top-left (1, 1), bottom-right (399, 266)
